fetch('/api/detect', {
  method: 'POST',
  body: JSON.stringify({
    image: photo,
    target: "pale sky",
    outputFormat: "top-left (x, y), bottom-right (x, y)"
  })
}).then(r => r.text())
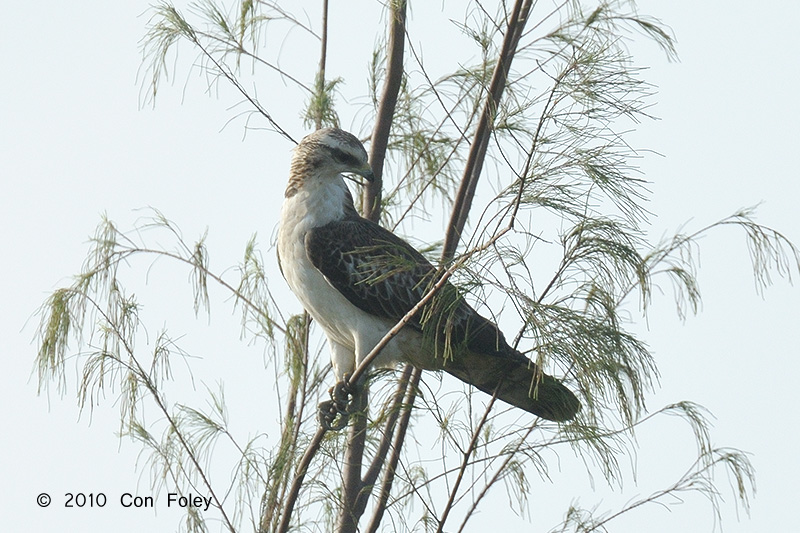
top-left (2, 1), bottom-right (798, 532)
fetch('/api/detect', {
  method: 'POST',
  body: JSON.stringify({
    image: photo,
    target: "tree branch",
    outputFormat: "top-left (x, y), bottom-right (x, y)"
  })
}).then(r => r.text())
top-left (75, 291), bottom-right (237, 532)
top-left (362, 365), bottom-right (414, 495)
top-left (364, 0), bottom-right (407, 222)
top-left (435, 392), bottom-right (499, 533)
top-left (188, 28), bottom-right (297, 144)
top-left (442, 0), bottom-right (533, 260)
top-left (365, 367), bottom-right (421, 533)
top-left (275, 425), bottom-right (328, 533)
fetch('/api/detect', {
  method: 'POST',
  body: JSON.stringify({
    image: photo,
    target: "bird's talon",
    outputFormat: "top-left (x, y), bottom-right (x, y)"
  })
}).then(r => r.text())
top-left (318, 399), bottom-right (349, 431)
top-left (318, 375), bottom-right (357, 430)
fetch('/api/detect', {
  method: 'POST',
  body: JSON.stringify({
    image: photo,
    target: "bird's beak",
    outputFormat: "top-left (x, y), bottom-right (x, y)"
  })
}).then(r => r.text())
top-left (357, 166), bottom-right (375, 183)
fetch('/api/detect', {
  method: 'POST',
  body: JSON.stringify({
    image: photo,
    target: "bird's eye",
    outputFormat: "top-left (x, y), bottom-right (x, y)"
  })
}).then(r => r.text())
top-left (331, 148), bottom-right (359, 167)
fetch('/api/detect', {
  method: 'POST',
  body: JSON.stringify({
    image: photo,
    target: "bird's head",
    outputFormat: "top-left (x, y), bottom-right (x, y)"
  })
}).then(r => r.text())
top-left (291, 128), bottom-right (375, 184)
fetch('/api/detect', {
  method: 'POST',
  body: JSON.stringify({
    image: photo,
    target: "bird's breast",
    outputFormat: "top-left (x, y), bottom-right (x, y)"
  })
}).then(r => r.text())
top-left (277, 182), bottom-right (424, 369)
top-left (278, 192), bottom-right (377, 352)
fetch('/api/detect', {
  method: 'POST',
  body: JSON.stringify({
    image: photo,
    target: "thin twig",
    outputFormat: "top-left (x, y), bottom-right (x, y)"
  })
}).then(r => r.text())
top-left (456, 424), bottom-right (537, 533)
top-left (506, 66), bottom-right (567, 231)
top-left (75, 293), bottom-right (237, 532)
top-left (365, 367), bottom-right (421, 533)
top-left (275, 424), bottom-right (328, 533)
top-left (314, 0), bottom-right (329, 131)
top-left (193, 29), bottom-right (312, 93)
top-left (189, 31), bottom-right (297, 144)
top-left (362, 365), bottom-right (414, 496)
top-left (435, 391), bottom-right (499, 533)
top-left (109, 245), bottom-right (286, 336)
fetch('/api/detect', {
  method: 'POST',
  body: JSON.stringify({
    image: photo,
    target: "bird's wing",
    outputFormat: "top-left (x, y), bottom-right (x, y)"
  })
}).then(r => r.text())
top-left (305, 217), bottom-right (581, 422)
top-left (306, 217), bottom-right (519, 357)
top-left (304, 217), bottom-right (438, 331)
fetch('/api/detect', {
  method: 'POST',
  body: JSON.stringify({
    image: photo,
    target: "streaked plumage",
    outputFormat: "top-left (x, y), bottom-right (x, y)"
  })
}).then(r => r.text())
top-left (277, 128), bottom-right (580, 422)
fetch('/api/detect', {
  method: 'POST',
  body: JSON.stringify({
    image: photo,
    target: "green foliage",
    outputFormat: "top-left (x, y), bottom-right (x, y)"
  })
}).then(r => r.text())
top-left (304, 73), bottom-right (343, 129)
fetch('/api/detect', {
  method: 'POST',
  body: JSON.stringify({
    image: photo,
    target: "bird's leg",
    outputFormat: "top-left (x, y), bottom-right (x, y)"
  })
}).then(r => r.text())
top-left (318, 373), bottom-right (355, 431)
top-left (331, 373), bottom-right (354, 410)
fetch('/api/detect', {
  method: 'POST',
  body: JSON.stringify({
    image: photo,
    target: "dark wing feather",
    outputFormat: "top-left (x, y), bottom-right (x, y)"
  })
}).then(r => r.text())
top-left (305, 218), bottom-right (511, 355)
top-left (305, 218), bottom-right (436, 330)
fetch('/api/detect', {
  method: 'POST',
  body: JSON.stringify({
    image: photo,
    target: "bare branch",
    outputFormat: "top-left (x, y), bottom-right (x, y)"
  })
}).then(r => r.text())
top-left (275, 425), bottom-right (328, 533)
top-left (365, 367), bottom-right (420, 533)
top-left (365, 0), bottom-right (408, 222)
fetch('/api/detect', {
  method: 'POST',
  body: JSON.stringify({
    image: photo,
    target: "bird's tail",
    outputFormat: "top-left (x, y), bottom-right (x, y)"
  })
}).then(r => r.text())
top-left (442, 349), bottom-right (580, 422)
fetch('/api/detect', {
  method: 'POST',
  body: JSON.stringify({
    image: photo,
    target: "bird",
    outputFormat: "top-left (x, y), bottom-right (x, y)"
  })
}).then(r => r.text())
top-left (276, 127), bottom-right (580, 425)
